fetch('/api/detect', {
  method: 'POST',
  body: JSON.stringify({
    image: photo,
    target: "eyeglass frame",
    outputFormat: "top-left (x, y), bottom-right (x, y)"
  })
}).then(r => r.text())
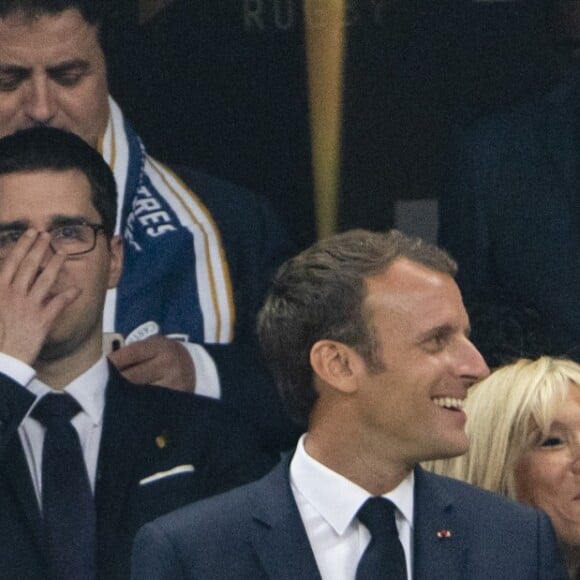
top-left (0, 221), bottom-right (107, 259)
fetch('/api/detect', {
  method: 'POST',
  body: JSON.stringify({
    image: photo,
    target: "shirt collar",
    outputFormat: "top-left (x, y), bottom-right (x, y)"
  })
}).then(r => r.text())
top-left (28, 357), bottom-right (109, 426)
top-left (290, 435), bottom-right (414, 536)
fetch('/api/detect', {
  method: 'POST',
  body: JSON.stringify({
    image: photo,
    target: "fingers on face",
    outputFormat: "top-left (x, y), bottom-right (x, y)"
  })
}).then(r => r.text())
top-left (1, 230), bottom-right (68, 298)
top-left (41, 285), bottom-right (82, 321)
top-left (0, 229), bottom-right (41, 283)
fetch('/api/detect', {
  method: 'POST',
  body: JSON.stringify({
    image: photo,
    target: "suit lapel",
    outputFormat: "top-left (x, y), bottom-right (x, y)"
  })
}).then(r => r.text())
top-left (413, 467), bottom-right (468, 580)
top-left (94, 367), bottom-right (153, 554)
top-left (3, 434), bottom-right (44, 553)
top-left (249, 458), bottom-right (322, 580)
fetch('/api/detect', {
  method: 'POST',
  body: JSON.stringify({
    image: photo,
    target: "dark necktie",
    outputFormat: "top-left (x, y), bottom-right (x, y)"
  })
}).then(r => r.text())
top-left (355, 497), bottom-right (407, 580)
top-left (32, 393), bottom-right (96, 580)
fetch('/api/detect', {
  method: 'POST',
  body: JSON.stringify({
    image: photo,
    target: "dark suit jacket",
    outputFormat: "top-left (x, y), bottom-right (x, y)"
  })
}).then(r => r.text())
top-left (132, 457), bottom-right (569, 579)
top-left (0, 366), bottom-right (277, 580)
top-left (439, 72), bottom-right (580, 360)
top-left (177, 167), bottom-right (301, 450)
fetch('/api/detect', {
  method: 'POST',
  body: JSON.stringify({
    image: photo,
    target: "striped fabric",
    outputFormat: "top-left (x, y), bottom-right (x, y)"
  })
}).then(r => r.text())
top-left (99, 97), bottom-right (234, 344)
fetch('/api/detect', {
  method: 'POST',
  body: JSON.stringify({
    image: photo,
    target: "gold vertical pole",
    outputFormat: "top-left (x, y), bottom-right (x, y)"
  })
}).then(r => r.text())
top-left (304, 0), bottom-right (346, 239)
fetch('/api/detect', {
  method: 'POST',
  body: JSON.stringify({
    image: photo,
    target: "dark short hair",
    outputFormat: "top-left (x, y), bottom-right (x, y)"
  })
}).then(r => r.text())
top-left (0, 127), bottom-right (117, 238)
top-left (0, 0), bottom-right (113, 25)
top-left (257, 229), bottom-right (457, 428)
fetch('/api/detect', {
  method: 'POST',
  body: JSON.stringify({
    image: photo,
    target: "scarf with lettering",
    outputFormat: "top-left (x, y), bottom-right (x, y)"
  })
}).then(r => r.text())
top-left (100, 97), bottom-right (234, 344)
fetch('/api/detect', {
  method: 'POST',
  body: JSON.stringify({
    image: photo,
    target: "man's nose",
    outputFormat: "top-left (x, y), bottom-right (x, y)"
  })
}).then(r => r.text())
top-left (24, 77), bottom-right (57, 125)
top-left (459, 338), bottom-right (490, 385)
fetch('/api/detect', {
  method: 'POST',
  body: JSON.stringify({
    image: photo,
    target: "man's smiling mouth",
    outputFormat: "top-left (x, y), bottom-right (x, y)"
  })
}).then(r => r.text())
top-left (432, 397), bottom-right (465, 411)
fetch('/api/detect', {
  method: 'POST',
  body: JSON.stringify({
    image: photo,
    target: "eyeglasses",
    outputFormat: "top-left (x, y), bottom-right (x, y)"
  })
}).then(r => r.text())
top-left (0, 222), bottom-right (106, 260)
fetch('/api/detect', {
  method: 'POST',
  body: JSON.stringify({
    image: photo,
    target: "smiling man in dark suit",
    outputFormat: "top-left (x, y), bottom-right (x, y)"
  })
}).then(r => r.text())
top-left (0, 126), bottom-right (276, 580)
top-left (133, 229), bottom-right (569, 580)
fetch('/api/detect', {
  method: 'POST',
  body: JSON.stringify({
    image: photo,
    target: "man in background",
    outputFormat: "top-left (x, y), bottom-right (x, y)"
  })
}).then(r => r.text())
top-left (0, 0), bottom-right (298, 449)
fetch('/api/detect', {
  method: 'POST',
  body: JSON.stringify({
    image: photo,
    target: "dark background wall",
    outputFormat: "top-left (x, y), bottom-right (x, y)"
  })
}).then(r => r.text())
top-left (108, 0), bottom-right (556, 249)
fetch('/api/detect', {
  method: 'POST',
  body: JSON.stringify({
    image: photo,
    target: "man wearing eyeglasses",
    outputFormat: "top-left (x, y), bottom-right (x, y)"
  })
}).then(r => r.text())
top-left (0, 222), bottom-right (107, 260)
top-left (0, 0), bottom-right (299, 453)
top-left (0, 126), bottom-right (277, 580)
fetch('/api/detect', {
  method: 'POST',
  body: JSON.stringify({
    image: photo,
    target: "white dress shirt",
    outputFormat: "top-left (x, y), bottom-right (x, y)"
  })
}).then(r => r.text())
top-left (0, 353), bottom-right (108, 507)
top-left (103, 309), bottom-right (221, 399)
top-left (290, 435), bottom-right (414, 580)
top-left (182, 342), bottom-right (220, 398)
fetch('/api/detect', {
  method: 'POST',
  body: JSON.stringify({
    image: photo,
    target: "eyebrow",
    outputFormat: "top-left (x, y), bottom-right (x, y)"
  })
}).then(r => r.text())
top-left (416, 323), bottom-right (472, 343)
top-left (0, 65), bottom-right (30, 84)
top-left (547, 420), bottom-right (575, 431)
top-left (46, 59), bottom-right (90, 76)
top-left (417, 324), bottom-right (453, 342)
top-left (48, 215), bottom-right (94, 230)
top-left (0, 220), bottom-right (29, 232)
top-left (0, 59), bottom-right (90, 76)
top-left (0, 64), bottom-right (29, 74)
top-left (0, 215), bottom-right (91, 232)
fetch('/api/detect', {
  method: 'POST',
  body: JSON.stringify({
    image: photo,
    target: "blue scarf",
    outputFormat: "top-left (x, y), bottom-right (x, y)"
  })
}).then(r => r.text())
top-left (100, 98), bottom-right (234, 344)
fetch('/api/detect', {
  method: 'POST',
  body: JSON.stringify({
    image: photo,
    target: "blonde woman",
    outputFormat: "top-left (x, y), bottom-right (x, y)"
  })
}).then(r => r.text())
top-left (425, 356), bottom-right (580, 578)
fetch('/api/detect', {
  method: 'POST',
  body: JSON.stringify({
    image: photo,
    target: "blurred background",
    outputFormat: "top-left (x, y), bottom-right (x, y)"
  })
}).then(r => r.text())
top-left (107, 0), bottom-right (559, 249)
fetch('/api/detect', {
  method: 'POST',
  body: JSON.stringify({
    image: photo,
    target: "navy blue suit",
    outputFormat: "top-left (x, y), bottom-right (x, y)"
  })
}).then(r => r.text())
top-left (132, 457), bottom-right (568, 579)
top-left (0, 366), bottom-right (277, 580)
top-left (439, 73), bottom-right (580, 360)
top-left (175, 167), bottom-right (301, 450)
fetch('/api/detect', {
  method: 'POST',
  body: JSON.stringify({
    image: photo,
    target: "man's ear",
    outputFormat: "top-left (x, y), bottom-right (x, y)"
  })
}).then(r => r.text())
top-left (107, 235), bottom-right (124, 289)
top-left (310, 340), bottom-right (361, 394)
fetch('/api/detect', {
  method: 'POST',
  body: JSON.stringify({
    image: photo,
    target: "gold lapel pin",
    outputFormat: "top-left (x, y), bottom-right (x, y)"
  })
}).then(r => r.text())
top-left (436, 529), bottom-right (452, 539)
top-left (155, 430), bottom-right (170, 449)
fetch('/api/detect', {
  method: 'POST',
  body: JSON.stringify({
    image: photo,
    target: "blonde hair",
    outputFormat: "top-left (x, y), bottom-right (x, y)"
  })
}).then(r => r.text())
top-left (425, 356), bottom-right (580, 500)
